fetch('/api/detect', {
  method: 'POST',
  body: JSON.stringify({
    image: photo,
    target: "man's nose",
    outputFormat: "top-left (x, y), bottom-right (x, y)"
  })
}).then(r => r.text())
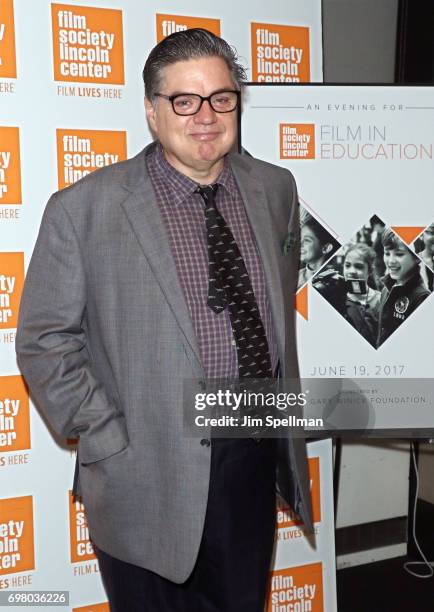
top-left (194, 99), bottom-right (217, 123)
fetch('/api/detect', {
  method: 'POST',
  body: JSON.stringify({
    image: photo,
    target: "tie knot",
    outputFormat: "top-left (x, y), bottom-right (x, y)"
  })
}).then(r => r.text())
top-left (196, 184), bottom-right (219, 202)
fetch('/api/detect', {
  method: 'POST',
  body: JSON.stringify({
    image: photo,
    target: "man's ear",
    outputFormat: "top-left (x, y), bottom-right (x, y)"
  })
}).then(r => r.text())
top-left (322, 243), bottom-right (333, 255)
top-left (144, 96), bottom-right (157, 133)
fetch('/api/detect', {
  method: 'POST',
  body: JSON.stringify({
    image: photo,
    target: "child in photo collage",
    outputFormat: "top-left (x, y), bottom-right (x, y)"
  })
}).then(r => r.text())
top-left (377, 229), bottom-right (432, 346)
top-left (313, 244), bottom-right (381, 347)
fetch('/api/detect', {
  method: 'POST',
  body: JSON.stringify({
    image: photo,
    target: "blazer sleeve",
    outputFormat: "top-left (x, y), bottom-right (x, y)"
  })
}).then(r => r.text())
top-left (15, 193), bottom-right (128, 463)
top-left (286, 171), bottom-right (301, 293)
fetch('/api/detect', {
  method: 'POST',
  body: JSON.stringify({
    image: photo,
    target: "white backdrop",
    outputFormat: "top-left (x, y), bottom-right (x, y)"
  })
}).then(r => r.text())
top-left (0, 2), bottom-right (328, 610)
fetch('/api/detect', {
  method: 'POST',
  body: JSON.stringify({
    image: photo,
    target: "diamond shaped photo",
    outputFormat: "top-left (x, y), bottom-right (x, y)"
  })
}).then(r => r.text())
top-left (312, 216), bottom-right (433, 348)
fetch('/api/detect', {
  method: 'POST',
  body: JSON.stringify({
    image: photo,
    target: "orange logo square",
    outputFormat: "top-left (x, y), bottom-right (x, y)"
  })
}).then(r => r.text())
top-left (251, 22), bottom-right (310, 83)
top-left (0, 0), bottom-right (17, 78)
top-left (56, 129), bottom-right (127, 189)
top-left (0, 127), bottom-right (22, 204)
top-left (277, 457), bottom-right (321, 528)
top-left (51, 4), bottom-right (124, 84)
top-left (0, 252), bottom-right (24, 329)
top-left (69, 491), bottom-right (95, 563)
top-left (156, 14), bottom-right (220, 42)
top-left (0, 496), bottom-right (35, 575)
top-left (267, 562), bottom-right (323, 611)
top-left (280, 124), bottom-right (315, 159)
top-left (73, 604), bottom-right (109, 612)
top-left (0, 375), bottom-right (30, 453)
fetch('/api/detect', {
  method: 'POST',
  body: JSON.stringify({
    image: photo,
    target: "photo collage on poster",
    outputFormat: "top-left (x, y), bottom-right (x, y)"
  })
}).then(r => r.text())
top-left (412, 222), bottom-right (434, 286)
top-left (297, 206), bottom-right (433, 349)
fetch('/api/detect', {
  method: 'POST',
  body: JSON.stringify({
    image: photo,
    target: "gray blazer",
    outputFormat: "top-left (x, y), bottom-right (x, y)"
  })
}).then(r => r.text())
top-left (16, 142), bottom-right (313, 583)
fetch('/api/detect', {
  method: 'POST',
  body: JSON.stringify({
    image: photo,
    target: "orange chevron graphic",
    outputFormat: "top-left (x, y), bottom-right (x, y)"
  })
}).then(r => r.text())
top-left (391, 226), bottom-right (425, 245)
top-left (296, 284), bottom-right (308, 320)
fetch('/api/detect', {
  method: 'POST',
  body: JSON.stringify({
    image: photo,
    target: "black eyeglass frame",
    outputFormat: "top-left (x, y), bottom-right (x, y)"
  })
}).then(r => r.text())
top-left (154, 90), bottom-right (240, 116)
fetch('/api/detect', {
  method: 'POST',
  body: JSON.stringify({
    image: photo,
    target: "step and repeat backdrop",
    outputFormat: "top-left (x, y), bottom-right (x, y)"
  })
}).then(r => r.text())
top-left (0, 1), bottom-right (336, 611)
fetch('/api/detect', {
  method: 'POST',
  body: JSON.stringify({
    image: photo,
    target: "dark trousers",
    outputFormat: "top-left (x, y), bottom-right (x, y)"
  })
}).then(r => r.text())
top-left (95, 437), bottom-right (277, 611)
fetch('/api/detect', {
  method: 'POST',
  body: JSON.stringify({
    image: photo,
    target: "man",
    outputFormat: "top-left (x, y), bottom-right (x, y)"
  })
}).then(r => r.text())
top-left (16, 29), bottom-right (312, 611)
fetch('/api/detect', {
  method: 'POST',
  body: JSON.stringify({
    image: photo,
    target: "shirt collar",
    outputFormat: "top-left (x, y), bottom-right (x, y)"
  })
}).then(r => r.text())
top-left (152, 142), bottom-right (238, 205)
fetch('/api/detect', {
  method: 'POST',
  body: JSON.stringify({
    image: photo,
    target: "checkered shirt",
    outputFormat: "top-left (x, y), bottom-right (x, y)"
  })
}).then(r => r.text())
top-left (146, 143), bottom-right (278, 379)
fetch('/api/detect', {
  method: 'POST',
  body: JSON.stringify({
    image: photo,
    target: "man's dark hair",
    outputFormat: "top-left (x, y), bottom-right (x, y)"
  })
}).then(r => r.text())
top-left (143, 28), bottom-right (247, 102)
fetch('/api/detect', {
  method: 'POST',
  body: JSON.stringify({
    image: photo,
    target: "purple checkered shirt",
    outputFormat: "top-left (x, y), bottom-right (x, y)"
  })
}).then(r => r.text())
top-left (146, 143), bottom-right (278, 379)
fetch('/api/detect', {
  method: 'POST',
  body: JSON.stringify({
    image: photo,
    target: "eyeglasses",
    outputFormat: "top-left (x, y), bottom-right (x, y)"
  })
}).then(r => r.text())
top-left (154, 90), bottom-right (240, 116)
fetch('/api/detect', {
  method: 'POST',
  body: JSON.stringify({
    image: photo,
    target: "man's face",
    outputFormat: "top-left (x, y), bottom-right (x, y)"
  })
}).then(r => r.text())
top-left (384, 244), bottom-right (418, 284)
top-left (145, 56), bottom-right (238, 179)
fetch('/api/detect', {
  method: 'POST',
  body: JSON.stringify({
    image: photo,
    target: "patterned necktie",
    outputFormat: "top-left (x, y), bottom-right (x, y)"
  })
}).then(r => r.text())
top-left (196, 184), bottom-right (273, 379)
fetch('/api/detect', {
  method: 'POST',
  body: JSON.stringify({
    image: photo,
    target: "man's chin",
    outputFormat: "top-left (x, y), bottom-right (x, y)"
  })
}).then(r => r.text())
top-left (196, 142), bottom-right (225, 162)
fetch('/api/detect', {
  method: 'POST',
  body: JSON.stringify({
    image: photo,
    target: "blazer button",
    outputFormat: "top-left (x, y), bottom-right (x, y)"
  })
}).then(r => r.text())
top-left (200, 438), bottom-right (210, 447)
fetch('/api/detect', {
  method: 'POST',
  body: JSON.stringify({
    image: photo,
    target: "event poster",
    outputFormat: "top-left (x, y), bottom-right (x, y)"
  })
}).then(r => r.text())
top-left (242, 86), bottom-right (434, 392)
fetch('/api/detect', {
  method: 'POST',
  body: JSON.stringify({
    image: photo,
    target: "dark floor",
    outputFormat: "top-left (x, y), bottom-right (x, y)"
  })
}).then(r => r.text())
top-left (337, 555), bottom-right (434, 612)
top-left (337, 501), bottom-right (434, 612)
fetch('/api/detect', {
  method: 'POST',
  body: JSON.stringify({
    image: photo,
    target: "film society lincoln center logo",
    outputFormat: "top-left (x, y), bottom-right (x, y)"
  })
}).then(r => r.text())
top-left (268, 562), bottom-right (323, 612)
top-left (56, 129), bottom-right (127, 189)
top-left (0, 0), bottom-right (17, 78)
top-left (251, 22), bottom-right (310, 83)
top-left (69, 491), bottom-right (95, 563)
top-left (156, 14), bottom-right (220, 42)
top-left (0, 252), bottom-right (24, 329)
top-left (51, 3), bottom-right (124, 84)
top-left (280, 124), bottom-right (315, 159)
top-left (0, 376), bottom-right (30, 455)
top-left (0, 126), bottom-right (22, 205)
top-left (0, 496), bottom-right (35, 575)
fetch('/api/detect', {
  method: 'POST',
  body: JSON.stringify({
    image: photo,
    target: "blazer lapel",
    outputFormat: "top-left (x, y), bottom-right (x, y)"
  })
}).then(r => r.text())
top-left (118, 146), bottom-right (286, 376)
top-left (229, 155), bottom-right (286, 369)
top-left (120, 152), bottom-right (204, 375)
